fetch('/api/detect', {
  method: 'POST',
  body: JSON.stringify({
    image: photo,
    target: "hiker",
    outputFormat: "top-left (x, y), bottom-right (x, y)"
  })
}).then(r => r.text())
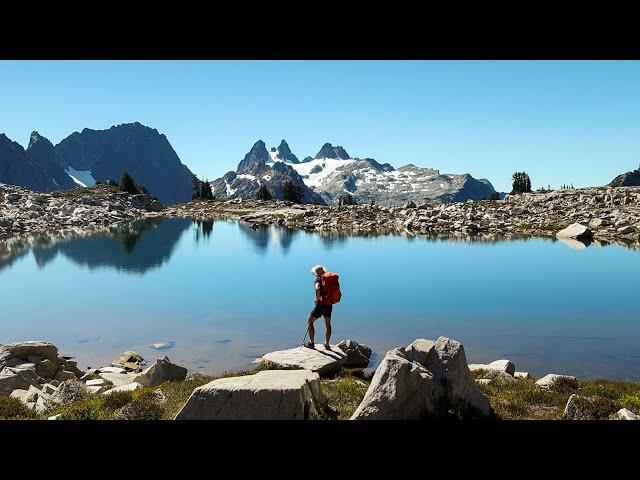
top-left (304, 265), bottom-right (341, 350)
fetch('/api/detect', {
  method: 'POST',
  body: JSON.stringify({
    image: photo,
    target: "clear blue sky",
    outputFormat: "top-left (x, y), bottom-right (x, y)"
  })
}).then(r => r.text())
top-left (1, 60), bottom-right (639, 192)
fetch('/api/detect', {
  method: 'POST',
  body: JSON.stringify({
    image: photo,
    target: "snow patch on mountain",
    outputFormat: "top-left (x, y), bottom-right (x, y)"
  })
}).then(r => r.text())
top-left (65, 167), bottom-right (96, 188)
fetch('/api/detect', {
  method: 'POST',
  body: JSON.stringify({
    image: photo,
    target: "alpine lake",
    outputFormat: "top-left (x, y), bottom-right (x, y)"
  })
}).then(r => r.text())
top-left (1, 217), bottom-right (639, 381)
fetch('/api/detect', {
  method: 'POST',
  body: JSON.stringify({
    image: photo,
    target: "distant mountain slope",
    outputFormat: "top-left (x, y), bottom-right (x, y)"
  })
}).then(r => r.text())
top-left (210, 140), bottom-right (324, 204)
top-left (224, 140), bottom-right (497, 206)
top-left (53, 122), bottom-right (195, 204)
top-left (609, 165), bottom-right (640, 187)
top-left (0, 133), bottom-right (62, 192)
top-left (25, 132), bottom-right (77, 189)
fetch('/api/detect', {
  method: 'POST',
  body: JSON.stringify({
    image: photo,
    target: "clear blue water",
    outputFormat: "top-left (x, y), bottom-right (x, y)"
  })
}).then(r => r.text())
top-left (1, 217), bottom-right (639, 380)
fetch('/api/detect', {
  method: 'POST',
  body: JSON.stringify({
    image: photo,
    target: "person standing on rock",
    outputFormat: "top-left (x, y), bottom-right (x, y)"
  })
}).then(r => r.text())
top-left (304, 265), bottom-right (342, 350)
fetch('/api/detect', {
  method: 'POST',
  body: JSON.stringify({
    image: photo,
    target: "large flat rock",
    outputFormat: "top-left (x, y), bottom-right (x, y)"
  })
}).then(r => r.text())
top-left (175, 370), bottom-right (325, 420)
top-left (261, 343), bottom-right (347, 376)
top-left (98, 372), bottom-right (138, 387)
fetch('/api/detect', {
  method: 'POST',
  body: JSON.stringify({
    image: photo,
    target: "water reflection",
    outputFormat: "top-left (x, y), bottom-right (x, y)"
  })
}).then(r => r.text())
top-left (0, 218), bottom-right (192, 274)
top-left (236, 221), bottom-right (299, 255)
top-left (2, 218), bottom-right (629, 273)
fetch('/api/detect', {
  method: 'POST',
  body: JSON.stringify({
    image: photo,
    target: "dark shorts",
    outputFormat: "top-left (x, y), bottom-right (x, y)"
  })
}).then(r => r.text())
top-left (310, 303), bottom-right (333, 318)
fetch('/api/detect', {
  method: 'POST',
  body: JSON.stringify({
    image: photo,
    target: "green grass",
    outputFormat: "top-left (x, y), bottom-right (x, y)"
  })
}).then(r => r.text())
top-left (319, 370), bottom-right (371, 420)
top-left (3, 365), bottom-right (639, 421)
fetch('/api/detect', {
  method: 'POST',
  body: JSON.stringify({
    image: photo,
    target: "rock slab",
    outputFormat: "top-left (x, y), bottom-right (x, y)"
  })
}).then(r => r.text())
top-left (175, 370), bottom-right (325, 420)
top-left (262, 343), bottom-right (347, 376)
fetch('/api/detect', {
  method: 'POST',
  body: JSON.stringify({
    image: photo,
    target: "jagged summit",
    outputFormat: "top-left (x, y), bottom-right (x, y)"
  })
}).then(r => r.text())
top-left (274, 139), bottom-right (299, 164)
top-left (237, 140), bottom-right (270, 172)
top-left (314, 143), bottom-right (350, 160)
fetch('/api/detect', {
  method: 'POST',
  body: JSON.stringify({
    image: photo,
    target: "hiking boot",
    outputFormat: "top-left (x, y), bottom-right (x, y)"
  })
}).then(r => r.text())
top-left (303, 341), bottom-right (315, 349)
top-left (324, 343), bottom-right (331, 350)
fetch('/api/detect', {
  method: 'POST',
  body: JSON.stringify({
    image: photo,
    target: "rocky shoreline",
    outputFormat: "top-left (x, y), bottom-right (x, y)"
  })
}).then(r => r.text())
top-left (2, 338), bottom-right (638, 421)
top-left (2, 183), bottom-right (640, 249)
top-left (168, 186), bottom-right (640, 249)
top-left (0, 183), bottom-right (164, 238)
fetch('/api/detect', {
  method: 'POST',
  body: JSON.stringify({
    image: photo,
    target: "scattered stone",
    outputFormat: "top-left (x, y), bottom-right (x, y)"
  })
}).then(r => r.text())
top-left (85, 379), bottom-right (105, 386)
top-left (0, 367), bottom-right (41, 396)
top-left (99, 372), bottom-right (138, 387)
top-left (476, 379), bottom-right (491, 385)
top-left (102, 382), bottom-right (144, 395)
top-left (112, 351), bottom-right (145, 368)
top-left (612, 408), bottom-right (640, 420)
top-left (97, 366), bottom-right (127, 374)
top-left (54, 370), bottom-right (77, 382)
top-left (52, 379), bottom-right (88, 405)
top-left (262, 343), bottom-right (347, 376)
top-left (556, 223), bottom-right (593, 240)
top-left (468, 359), bottom-right (515, 376)
top-left (175, 370), bottom-right (325, 420)
top-left (514, 371), bottom-right (530, 379)
top-left (535, 374), bottom-right (578, 390)
top-left (617, 225), bottom-right (635, 234)
top-left (48, 414), bottom-right (62, 420)
top-left (335, 340), bottom-right (372, 368)
top-left (133, 356), bottom-right (187, 387)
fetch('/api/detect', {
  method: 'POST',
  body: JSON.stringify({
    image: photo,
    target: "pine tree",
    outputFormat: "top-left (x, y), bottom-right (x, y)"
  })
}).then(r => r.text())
top-left (283, 181), bottom-right (303, 203)
top-left (120, 171), bottom-right (139, 194)
top-left (511, 172), bottom-right (532, 194)
top-left (256, 184), bottom-right (273, 201)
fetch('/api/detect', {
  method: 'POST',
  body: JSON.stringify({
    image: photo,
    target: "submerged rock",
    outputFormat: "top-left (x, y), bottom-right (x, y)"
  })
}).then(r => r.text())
top-left (175, 370), bottom-right (325, 420)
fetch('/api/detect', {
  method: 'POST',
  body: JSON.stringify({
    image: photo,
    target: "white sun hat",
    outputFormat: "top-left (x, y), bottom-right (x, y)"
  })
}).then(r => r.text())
top-left (310, 264), bottom-right (326, 276)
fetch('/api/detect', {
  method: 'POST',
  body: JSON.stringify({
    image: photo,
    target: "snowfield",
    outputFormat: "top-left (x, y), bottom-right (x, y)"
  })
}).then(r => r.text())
top-left (65, 167), bottom-right (96, 188)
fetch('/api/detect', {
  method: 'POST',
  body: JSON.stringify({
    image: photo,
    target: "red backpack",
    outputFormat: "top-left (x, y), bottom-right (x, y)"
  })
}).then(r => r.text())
top-left (319, 272), bottom-right (342, 304)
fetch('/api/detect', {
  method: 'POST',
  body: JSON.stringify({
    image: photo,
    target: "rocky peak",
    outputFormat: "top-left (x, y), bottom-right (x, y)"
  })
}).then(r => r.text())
top-left (237, 140), bottom-right (271, 172)
top-left (314, 143), bottom-right (350, 160)
top-left (27, 131), bottom-right (55, 158)
top-left (276, 139), bottom-right (299, 164)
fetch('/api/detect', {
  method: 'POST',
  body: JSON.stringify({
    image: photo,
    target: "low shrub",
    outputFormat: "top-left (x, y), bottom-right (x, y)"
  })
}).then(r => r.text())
top-left (0, 397), bottom-right (37, 419)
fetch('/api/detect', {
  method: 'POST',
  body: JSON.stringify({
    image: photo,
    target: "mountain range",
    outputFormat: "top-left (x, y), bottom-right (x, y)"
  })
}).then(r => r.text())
top-left (4, 121), bottom-right (638, 207)
top-left (211, 140), bottom-right (498, 206)
top-left (0, 123), bottom-right (195, 204)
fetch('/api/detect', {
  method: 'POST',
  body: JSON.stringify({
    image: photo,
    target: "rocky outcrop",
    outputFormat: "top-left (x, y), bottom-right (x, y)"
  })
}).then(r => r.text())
top-left (261, 343), bottom-right (347, 377)
top-left (53, 122), bottom-right (195, 204)
top-left (351, 337), bottom-right (493, 420)
top-left (608, 166), bottom-right (640, 187)
top-left (0, 183), bottom-right (164, 238)
top-left (336, 340), bottom-right (372, 368)
top-left (0, 341), bottom-right (83, 408)
top-left (175, 370), bottom-right (325, 420)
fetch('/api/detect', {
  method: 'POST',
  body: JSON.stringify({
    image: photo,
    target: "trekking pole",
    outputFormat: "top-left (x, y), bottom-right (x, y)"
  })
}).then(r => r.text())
top-left (300, 324), bottom-right (310, 349)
